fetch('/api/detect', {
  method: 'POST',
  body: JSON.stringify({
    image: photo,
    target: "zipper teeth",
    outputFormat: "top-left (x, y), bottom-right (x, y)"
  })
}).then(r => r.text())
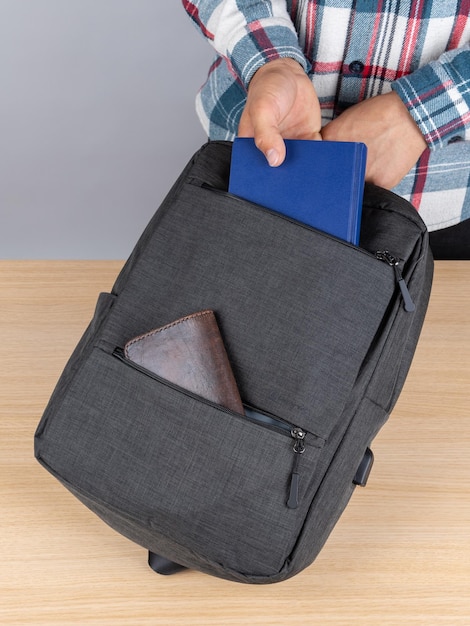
top-left (112, 347), bottom-right (299, 440)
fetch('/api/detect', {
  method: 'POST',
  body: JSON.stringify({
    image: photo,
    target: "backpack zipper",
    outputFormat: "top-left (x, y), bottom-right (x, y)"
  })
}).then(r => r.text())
top-left (199, 183), bottom-right (419, 307)
top-left (112, 347), bottom-right (317, 509)
top-left (244, 406), bottom-right (310, 509)
top-left (286, 427), bottom-right (307, 509)
top-left (375, 250), bottom-right (415, 312)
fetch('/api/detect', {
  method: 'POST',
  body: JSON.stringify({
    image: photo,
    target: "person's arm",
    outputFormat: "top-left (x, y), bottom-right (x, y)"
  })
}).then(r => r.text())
top-left (321, 45), bottom-right (470, 189)
top-left (183, 1), bottom-right (321, 164)
top-left (391, 44), bottom-right (470, 148)
top-left (182, 0), bottom-right (307, 87)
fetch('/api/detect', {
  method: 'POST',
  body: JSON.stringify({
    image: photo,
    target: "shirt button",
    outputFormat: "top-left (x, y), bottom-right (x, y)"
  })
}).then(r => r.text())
top-left (348, 60), bottom-right (364, 74)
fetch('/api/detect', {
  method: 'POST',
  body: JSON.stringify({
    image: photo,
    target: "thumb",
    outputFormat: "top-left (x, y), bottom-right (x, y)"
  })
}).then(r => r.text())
top-left (256, 128), bottom-right (287, 167)
top-left (239, 118), bottom-right (287, 168)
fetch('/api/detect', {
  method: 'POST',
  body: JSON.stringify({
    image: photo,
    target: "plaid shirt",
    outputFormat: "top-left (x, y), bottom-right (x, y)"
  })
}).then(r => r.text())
top-left (183, 0), bottom-right (470, 231)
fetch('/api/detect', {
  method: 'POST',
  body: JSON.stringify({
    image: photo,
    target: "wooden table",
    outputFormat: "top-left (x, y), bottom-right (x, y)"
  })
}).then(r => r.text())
top-left (1, 261), bottom-right (469, 625)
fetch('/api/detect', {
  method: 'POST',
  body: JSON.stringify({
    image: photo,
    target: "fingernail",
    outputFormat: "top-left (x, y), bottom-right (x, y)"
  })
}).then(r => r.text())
top-left (266, 149), bottom-right (279, 167)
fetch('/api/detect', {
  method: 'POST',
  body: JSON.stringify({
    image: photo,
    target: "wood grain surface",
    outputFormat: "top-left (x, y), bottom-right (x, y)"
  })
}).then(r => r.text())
top-left (1, 261), bottom-right (469, 625)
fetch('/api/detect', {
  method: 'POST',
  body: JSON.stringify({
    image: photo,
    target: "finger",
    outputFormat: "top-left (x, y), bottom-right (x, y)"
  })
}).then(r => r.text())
top-left (255, 130), bottom-right (286, 167)
top-left (251, 106), bottom-right (287, 167)
top-left (238, 108), bottom-right (287, 166)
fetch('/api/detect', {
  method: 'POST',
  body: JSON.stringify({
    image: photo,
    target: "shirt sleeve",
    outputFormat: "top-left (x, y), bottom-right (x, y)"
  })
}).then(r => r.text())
top-left (182, 0), bottom-right (308, 88)
top-left (391, 44), bottom-right (470, 149)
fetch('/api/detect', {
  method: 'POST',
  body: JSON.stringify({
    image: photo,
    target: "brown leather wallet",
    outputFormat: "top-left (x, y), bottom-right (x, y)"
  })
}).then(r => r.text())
top-left (124, 310), bottom-right (244, 414)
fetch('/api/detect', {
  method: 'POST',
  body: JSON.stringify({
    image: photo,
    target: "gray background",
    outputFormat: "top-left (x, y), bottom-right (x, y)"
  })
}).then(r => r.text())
top-left (1, 1), bottom-right (213, 259)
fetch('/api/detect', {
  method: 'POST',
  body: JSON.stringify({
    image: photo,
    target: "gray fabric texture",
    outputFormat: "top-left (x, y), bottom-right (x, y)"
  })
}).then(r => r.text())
top-left (35, 141), bottom-right (433, 583)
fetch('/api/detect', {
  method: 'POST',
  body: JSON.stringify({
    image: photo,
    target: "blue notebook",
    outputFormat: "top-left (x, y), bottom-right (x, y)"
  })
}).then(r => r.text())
top-left (228, 138), bottom-right (367, 245)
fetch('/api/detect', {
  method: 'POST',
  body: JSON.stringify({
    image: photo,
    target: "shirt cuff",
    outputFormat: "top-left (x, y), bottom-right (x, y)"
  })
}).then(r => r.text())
top-left (391, 47), bottom-right (470, 149)
top-left (225, 20), bottom-right (309, 89)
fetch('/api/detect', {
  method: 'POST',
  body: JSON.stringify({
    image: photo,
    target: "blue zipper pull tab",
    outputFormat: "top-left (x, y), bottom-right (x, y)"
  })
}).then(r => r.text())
top-left (376, 251), bottom-right (415, 312)
top-left (287, 427), bottom-right (306, 509)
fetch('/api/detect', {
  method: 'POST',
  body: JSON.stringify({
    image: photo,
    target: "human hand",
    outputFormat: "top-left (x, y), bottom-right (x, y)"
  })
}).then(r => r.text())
top-left (321, 91), bottom-right (427, 189)
top-left (238, 58), bottom-right (322, 167)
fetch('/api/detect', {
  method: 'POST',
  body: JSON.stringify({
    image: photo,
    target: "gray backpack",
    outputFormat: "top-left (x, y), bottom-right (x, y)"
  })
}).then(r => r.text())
top-left (34, 141), bottom-right (433, 584)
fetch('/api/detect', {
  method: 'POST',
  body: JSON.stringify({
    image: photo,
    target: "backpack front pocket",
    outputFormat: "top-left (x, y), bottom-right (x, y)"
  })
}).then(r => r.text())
top-left (99, 183), bottom-right (400, 442)
top-left (36, 347), bottom-right (324, 577)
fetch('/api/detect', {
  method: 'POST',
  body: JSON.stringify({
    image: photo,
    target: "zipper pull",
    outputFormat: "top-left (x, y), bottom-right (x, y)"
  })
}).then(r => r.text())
top-left (376, 251), bottom-right (415, 312)
top-left (287, 427), bottom-right (306, 509)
